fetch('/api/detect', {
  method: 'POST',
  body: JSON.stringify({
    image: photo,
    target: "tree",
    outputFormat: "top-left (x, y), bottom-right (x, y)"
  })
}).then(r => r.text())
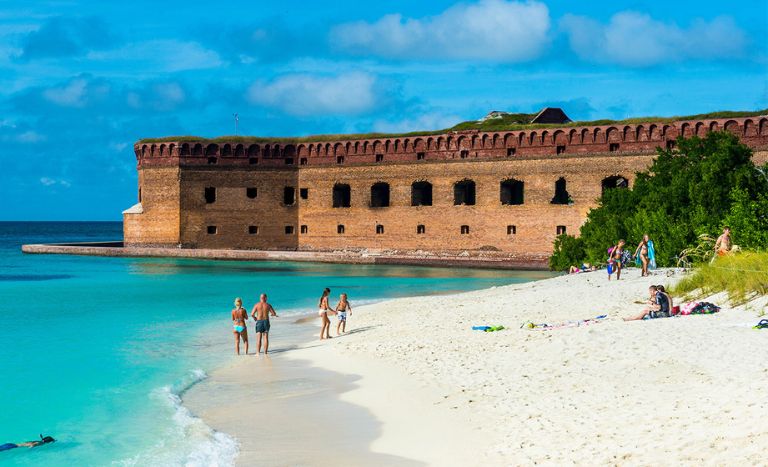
top-left (555, 131), bottom-right (768, 268)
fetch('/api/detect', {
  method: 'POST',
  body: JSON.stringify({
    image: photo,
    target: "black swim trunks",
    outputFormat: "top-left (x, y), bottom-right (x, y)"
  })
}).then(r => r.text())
top-left (254, 319), bottom-right (270, 333)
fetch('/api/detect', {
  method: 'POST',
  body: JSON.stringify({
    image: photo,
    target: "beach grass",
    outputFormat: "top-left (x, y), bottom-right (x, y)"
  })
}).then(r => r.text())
top-left (672, 251), bottom-right (768, 305)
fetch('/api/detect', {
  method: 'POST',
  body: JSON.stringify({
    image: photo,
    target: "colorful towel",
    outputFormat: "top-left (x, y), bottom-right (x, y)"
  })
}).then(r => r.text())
top-left (523, 315), bottom-right (608, 330)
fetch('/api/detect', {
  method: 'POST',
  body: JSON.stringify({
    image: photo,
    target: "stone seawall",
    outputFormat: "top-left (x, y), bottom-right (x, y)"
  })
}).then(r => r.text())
top-left (21, 243), bottom-right (549, 270)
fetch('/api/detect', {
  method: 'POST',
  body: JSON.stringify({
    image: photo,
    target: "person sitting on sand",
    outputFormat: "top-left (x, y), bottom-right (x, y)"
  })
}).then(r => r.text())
top-left (656, 285), bottom-right (675, 314)
top-left (251, 294), bottom-right (278, 354)
top-left (1, 435), bottom-right (55, 452)
top-left (624, 286), bottom-right (671, 321)
top-left (231, 297), bottom-right (249, 355)
top-left (569, 263), bottom-right (597, 274)
top-left (334, 293), bottom-right (353, 335)
top-left (607, 240), bottom-right (626, 281)
top-left (634, 235), bottom-right (650, 277)
top-left (318, 288), bottom-right (333, 340)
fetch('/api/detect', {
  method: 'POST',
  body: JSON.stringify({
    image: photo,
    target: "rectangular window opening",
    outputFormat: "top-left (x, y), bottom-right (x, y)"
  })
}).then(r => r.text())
top-left (283, 186), bottom-right (296, 206)
top-left (507, 225), bottom-right (516, 235)
top-left (285, 158), bottom-right (294, 165)
top-left (300, 225), bottom-right (308, 234)
top-left (207, 225), bottom-right (217, 235)
top-left (337, 156), bottom-right (345, 164)
top-left (609, 143), bottom-right (620, 152)
top-left (246, 187), bottom-right (258, 199)
top-left (417, 224), bottom-right (425, 234)
top-left (300, 158), bottom-right (308, 165)
top-left (666, 140), bottom-right (676, 150)
top-left (249, 157), bottom-right (259, 165)
top-left (460, 150), bottom-right (469, 159)
top-left (375, 154), bottom-right (384, 162)
top-left (507, 148), bottom-right (516, 157)
top-left (337, 225), bottom-right (345, 234)
top-left (285, 225), bottom-right (295, 235)
top-left (460, 225), bottom-right (470, 235)
top-left (556, 145), bottom-right (566, 155)
top-left (416, 152), bottom-right (425, 160)
top-left (300, 188), bottom-right (309, 200)
top-left (204, 187), bottom-right (216, 204)
top-left (376, 225), bottom-right (384, 234)
top-left (248, 225), bottom-right (258, 235)
top-left (556, 225), bottom-right (567, 235)
top-left (207, 157), bottom-right (218, 165)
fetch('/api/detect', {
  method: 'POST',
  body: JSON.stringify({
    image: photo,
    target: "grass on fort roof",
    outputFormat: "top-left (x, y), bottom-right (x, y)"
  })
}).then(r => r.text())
top-left (138, 109), bottom-right (768, 144)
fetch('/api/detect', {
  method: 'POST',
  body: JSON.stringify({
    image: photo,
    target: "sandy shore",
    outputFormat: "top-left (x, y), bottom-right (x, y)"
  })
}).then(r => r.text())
top-left (186, 269), bottom-right (768, 466)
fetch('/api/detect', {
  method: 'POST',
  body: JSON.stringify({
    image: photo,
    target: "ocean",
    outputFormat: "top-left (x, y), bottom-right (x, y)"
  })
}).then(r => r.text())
top-left (0, 222), bottom-right (553, 466)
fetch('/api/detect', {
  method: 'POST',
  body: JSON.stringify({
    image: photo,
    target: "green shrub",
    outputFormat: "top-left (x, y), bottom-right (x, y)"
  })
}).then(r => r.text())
top-left (549, 234), bottom-right (586, 271)
top-left (672, 251), bottom-right (768, 305)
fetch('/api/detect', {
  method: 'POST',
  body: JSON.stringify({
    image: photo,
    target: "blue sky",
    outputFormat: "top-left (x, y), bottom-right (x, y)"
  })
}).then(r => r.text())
top-left (1, 0), bottom-right (766, 220)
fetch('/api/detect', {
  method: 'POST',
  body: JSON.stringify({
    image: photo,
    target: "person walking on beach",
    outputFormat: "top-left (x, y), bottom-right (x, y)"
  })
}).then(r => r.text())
top-left (607, 239), bottom-right (626, 281)
top-left (715, 226), bottom-right (732, 257)
top-left (231, 297), bottom-right (249, 355)
top-left (251, 294), bottom-right (278, 354)
top-left (634, 235), bottom-right (650, 277)
top-left (334, 293), bottom-right (353, 336)
top-left (318, 288), bottom-right (333, 340)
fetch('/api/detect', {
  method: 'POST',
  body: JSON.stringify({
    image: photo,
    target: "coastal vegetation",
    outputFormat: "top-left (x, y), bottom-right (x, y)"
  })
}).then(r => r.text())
top-left (139, 109), bottom-right (767, 144)
top-left (550, 131), bottom-right (768, 270)
top-left (671, 251), bottom-right (768, 306)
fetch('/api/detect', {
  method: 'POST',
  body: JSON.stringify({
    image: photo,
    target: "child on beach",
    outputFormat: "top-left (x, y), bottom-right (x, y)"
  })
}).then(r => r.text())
top-left (231, 297), bottom-right (249, 355)
top-left (334, 293), bottom-right (352, 335)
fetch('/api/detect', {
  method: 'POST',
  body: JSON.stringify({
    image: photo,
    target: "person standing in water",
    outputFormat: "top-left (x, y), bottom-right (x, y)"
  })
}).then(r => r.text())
top-left (231, 297), bottom-right (249, 355)
top-left (318, 288), bottom-right (333, 340)
top-left (251, 294), bottom-right (278, 354)
top-left (334, 293), bottom-right (353, 336)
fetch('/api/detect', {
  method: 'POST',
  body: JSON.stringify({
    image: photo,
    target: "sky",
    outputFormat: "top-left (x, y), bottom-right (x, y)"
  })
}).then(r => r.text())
top-left (1, 0), bottom-right (766, 220)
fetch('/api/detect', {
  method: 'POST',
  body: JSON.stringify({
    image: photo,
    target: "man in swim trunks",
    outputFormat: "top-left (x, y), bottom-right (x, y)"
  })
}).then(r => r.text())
top-left (251, 293), bottom-right (278, 354)
top-left (231, 297), bottom-right (249, 355)
top-left (714, 226), bottom-right (732, 257)
top-left (1, 435), bottom-right (55, 452)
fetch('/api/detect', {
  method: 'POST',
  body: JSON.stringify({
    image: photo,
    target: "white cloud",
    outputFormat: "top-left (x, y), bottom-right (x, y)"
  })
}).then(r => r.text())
top-left (42, 77), bottom-right (110, 107)
top-left (331, 0), bottom-right (551, 62)
top-left (247, 72), bottom-right (379, 116)
top-left (40, 177), bottom-right (70, 187)
top-left (561, 12), bottom-right (747, 67)
top-left (87, 40), bottom-right (223, 72)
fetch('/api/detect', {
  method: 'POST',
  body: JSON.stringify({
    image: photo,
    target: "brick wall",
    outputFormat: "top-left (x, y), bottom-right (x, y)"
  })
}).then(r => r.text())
top-left (125, 115), bottom-right (768, 257)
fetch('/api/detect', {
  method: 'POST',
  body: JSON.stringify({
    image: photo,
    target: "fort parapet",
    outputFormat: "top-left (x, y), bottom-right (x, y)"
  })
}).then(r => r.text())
top-left (124, 114), bottom-right (768, 267)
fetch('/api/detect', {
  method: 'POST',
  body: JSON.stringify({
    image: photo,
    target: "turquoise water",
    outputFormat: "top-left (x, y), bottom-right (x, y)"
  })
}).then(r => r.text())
top-left (0, 222), bottom-right (553, 466)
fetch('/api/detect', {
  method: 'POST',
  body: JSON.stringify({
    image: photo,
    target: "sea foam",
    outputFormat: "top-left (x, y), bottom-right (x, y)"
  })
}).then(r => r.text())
top-left (115, 369), bottom-right (238, 467)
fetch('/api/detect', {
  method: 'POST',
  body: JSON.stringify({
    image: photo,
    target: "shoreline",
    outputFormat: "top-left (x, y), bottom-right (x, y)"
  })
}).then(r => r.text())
top-left (186, 268), bottom-right (768, 465)
top-left (20, 242), bottom-right (549, 270)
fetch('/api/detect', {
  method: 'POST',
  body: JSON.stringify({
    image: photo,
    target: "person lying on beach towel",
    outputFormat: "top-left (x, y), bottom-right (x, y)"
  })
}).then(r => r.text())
top-left (0, 435), bottom-right (55, 452)
top-left (624, 286), bottom-right (670, 321)
top-left (569, 263), bottom-right (597, 274)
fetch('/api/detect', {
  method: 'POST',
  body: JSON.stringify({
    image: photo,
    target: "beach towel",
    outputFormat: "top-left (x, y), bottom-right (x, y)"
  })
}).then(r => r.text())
top-left (647, 240), bottom-right (657, 269)
top-left (472, 325), bottom-right (505, 332)
top-left (523, 315), bottom-right (607, 330)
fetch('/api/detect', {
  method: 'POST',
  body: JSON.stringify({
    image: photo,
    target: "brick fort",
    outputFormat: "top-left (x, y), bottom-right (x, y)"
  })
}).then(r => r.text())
top-left (123, 109), bottom-right (768, 267)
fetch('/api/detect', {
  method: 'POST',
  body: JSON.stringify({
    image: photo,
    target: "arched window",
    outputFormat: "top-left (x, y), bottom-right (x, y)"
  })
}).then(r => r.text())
top-left (332, 184), bottom-right (351, 208)
top-left (370, 182), bottom-right (390, 208)
top-left (454, 180), bottom-right (476, 205)
top-left (500, 179), bottom-right (524, 205)
top-left (411, 181), bottom-right (432, 206)
top-left (551, 178), bottom-right (571, 205)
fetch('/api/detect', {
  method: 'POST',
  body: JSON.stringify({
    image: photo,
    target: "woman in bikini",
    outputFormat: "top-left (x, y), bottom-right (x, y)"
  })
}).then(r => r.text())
top-left (634, 234), bottom-right (650, 277)
top-left (318, 288), bottom-right (333, 340)
top-left (231, 297), bottom-right (249, 355)
top-left (608, 239), bottom-right (626, 281)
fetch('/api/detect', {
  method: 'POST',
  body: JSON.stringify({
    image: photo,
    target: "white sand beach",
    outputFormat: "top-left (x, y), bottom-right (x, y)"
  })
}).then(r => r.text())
top-left (186, 269), bottom-right (768, 466)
